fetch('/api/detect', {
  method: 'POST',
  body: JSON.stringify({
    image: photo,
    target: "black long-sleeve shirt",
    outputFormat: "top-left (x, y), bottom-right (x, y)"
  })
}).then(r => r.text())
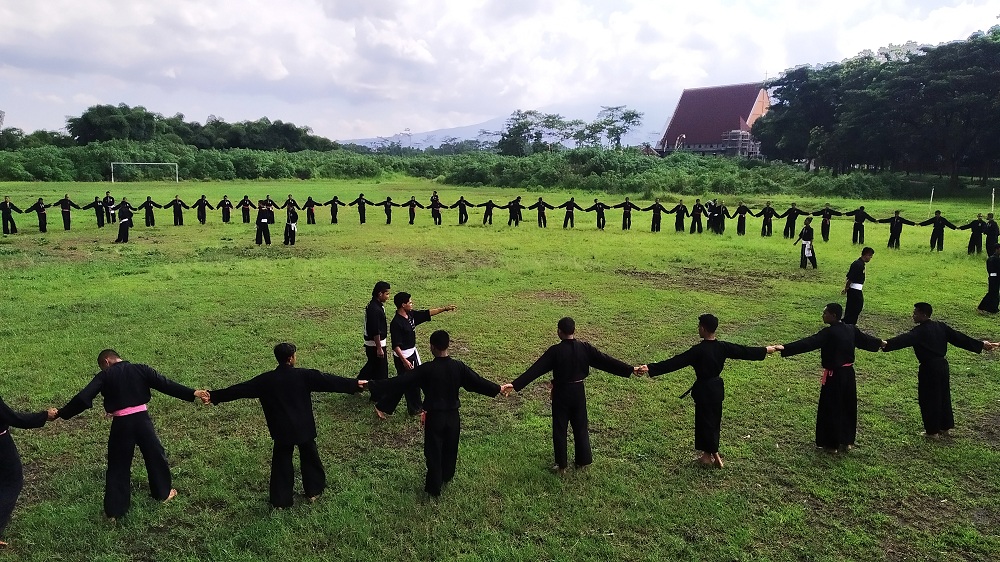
top-left (364, 299), bottom-right (387, 343)
top-left (584, 202), bottom-right (610, 216)
top-left (558, 201), bottom-right (584, 212)
top-left (449, 199), bottom-right (474, 210)
top-left (0, 396), bottom-right (48, 434)
top-left (137, 200), bottom-right (162, 211)
top-left (846, 258), bottom-right (866, 285)
top-left (58, 361), bottom-right (195, 419)
top-left (919, 216), bottom-right (957, 232)
top-left (754, 206), bottom-right (778, 219)
top-left (669, 204), bottom-right (689, 217)
top-left (404, 200), bottom-right (426, 210)
top-left (882, 320), bottom-right (983, 362)
top-left (813, 209), bottom-right (843, 221)
top-left (878, 215), bottom-right (916, 232)
top-left (25, 201), bottom-right (50, 216)
top-left (958, 219), bottom-right (986, 235)
top-left (390, 309), bottom-right (432, 351)
top-left (642, 203), bottom-right (667, 215)
top-left (780, 322), bottom-right (882, 368)
top-left (845, 208), bottom-right (875, 224)
top-left (1, 201), bottom-right (24, 216)
top-left (646, 340), bottom-right (767, 401)
top-left (236, 198), bottom-right (257, 210)
top-left (192, 199), bottom-right (214, 211)
top-left (372, 356), bottom-right (500, 414)
top-left (613, 201), bottom-right (640, 214)
top-left (164, 200), bottom-right (190, 211)
top-left (53, 197), bottom-right (81, 211)
top-left (512, 339), bottom-right (632, 391)
top-left (210, 364), bottom-right (359, 444)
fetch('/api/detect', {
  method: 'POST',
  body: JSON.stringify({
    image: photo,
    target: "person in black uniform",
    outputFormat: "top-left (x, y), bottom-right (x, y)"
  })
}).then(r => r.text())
top-left (52, 194), bottom-right (81, 231)
top-left (584, 199), bottom-right (610, 230)
top-left (349, 193), bottom-right (374, 224)
top-left (1, 196), bottom-right (22, 235)
top-left (842, 247), bottom-right (874, 325)
top-left (639, 314), bottom-right (777, 468)
top-left (528, 197), bottom-right (554, 228)
top-left (217, 195), bottom-right (234, 223)
top-left (236, 196), bottom-right (256, 224)
top-left (56, 349), bottom-right (207, 520)
top-left (0, 397), bottom-right (56, 548)
top-left (731, 201), bottom-right (752, 236)
top-left (794, 216), bottom-right (817, 269)
top-left (715, 200), bottom-right (730, 234)
top-left (279, 194), bottom-right (300, 224)
top-left (283, 207), bottom-right (298, 245)
top-left (254, 200), bottom-right (272, 246)
top-left (614, 198), bottom-right (640, 231)
top-left (882, 302), bottom-right (997, 437)
top-left (203, 343), bottom-right (362, 508)
top-left (505, 317), bottom-right (637, 473)
top-left (103, 191), bottom-right (116, 224)
top-left (477, 199), bottom-right (505, 225)
top-left (878, 211), bottom-right (916, 249)
top-left (164, 195), bottom-right (189, 226)
top-left (985, 213), bottom-right (1000, 255)
top-left (845, 206), bottom-right (876, 244)
top-left (958, 213), bottom-right (987, 255)
top-left (322, 196), bottom-right (345, 224)
top-left (557, 198), bottom-right (583, 229)
top-left (404, 196), bottom-right (425, 225)
top-left (919, 210), bottom-right (957, 252)
top-left (301, 197), bottom-right (319, 225)
top-left (778, 303), bottom-right (883, 452)
top-left (82, 197), bottom-right (105, 228)
top-left (506, 197), bottom-right (525, 227)
top-left (386, 292), bottom-right (456, 416)
top-left (192, 195), bottom-right (214, 224)
top-left (979, 245), bottom-right (1000, 314)
top-left (812, 203), bottom-right (843, 242)
top-left (780, 203), bottom-right (808, 239)
top-left (370, 330), bottom-right (503, 497)
top-left (668, 199), bottom-right (688, 232)
top-left (360, 281), bottom-right (391, 400)
top-left (643, 198), bottom-right (667, 232)
top-left (136, 196), bottom-right (162, 227)
top-left (24, 198), bottom-right (50, 233)
top-left (113, 199), bottom-right (135, 243)
top-left (754, 201), bottom-right (778, 237)
top-left (689, 199), bottom-right (706, 234)
top-left (375, 197), bottom-right (400, 225)
top-left (449, 196), bottom-right (475, 225)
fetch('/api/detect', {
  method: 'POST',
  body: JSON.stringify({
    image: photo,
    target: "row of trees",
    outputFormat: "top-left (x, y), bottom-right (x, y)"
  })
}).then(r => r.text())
top-left (0, 140), bottom-right (955, 200)
top-left (752, 26), bottom-right (1000, 184)
top-left (482, 106), bottom-right (644, 157)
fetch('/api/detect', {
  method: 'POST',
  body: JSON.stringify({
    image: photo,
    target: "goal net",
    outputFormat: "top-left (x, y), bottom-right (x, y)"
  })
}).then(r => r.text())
top-left (110, 162), bottom-right (179, 183)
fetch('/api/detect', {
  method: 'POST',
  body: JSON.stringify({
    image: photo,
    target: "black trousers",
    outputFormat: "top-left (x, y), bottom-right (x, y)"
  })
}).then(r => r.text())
top-left (551, 383), bottom-right (591, 469)
top-left (736, 216), bottom-right (746, 235)
top-left (392, 352), bottom-right (424, 415)
top-left (411, 208), bottom-right (418, 225)
top-left (482, 210), bottom-right (492, 225)
top-left (537, 213), bottom-right (546, 228)
top-left (423, 411), bottom-right (460, 496)
top-left (968, 234), bottom-right (982, 254)
top-left (173, 211), bottom-right (183, 226)
top-left (115, 223), bottom-right (130, 243)
top-left (384, 210), bottom-right (392, 225)
top-left (358, 209), bottom-right (366, 224)
top-left (269, 440), bottom-right (325, 508)
top-left (197, 209), bottom-right (207, 224)
top-left (359, 345), bottom-right (389, 401)
top-left (0, 433), bottom-right (24, 538)
top-left (145, 210), bottom-right (155, 227)
top-left (433, 211), bottom-right (442, 225)
top-left (694, 400), bottom-right (723, 454)
top-left (597, 214), bottom-right (605, 230)
top-left (37, 215), bottom-right (47, 233)
top-left (255, 223), bottom-right (271, 245)
top-left (94, 211), bottom-right (105, 228)
top-left (815, 366), bottom-right (857, 449)
top-left (105, 208), bottom-right (113, 224)
top-left (222, 209), bottom-right (231, 223)
top-left (105, 412), bottom-right (173, 518)
top-left (783, 220), bottom-right (796, 238)
top-left (917, 359), bottom-right (954, 435)
top-left (306, 209), bottom-right (315, 224)
top-left (800, 243), bottom-right (817, 269)
top-left (563, 212), bottom-right (574, 228)
top-left (283, 223), bottom-right (296, 245)
top-left (821, 220), bottom-right (830, 242)
top-left (242, 208), bottom-right (251, 223)
top-left (331, 209), bottom-right (339, 224)
top-left (760, 218), bottom-right (772, 236)
top-left (844, 289), bottom-right (864, 325)
top-left (675, 216), bottom-right (685, 232)
top-left (651, 215), bottom-right (660, 232)
top-left (852, 223), bottom-right (865, 244)
top-left (459, 208), bottom-right (468, 224)
top-left (62, 210), bottom-right (72, 230)
top-left (690, 216), bottom-right (702, 233)
top-left (979, 276), bottom-right (999, 313)
top-left (508, 214), bottom-right (518, 226)
top-left (930, 230), bottom-right (945, 251)
top-left (621, 214), bottom-right (631, 231)
top-left (887, 231), bottom-right (901, 249)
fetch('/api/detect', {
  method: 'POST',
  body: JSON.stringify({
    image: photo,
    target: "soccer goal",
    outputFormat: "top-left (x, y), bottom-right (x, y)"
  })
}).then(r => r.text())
top-left (110, 162), bottom-right (179, 183)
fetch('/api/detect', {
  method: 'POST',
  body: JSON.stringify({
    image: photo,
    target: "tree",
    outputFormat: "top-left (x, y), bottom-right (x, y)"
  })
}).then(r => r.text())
top-left (594, 106), bottom-right (644, 149)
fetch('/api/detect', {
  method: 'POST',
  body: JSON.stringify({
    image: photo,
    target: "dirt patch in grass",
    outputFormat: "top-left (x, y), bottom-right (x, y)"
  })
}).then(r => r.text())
top-left (615, 267), bottom-right (789, 295)
top-left (296, 307), bottom-right (331, 321)
top-left (520, 289), bottom-right (581, 305)
top-left (968, 409), bottom-right (1000, 444)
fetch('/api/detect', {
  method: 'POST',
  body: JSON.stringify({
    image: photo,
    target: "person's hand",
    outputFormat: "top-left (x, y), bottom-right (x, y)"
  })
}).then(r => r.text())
top-left (46, 408), bottom-right (58, 421)
top-left (881, 340), bottom-right (888, 349)
top-left (374, 406), bottom-right (387, 420)
top-left (773, 345), bottom-right (784, 352)
top-left (500, 383), bottom-right (514, 396)
top-left (984, 341), bottom-right (998, 352)
top-left (194, 390), bottom-right (211, 405)
top-left (357, 379), bottom-right (369, 390)
top-left (633, 365), bottom-right (648, 375)
top-left (403, 358), bottom-right (413, 370)
top-left (376, 347), bottom-right (385, 358)
top-left (766, 346), bottom-right (779, 354)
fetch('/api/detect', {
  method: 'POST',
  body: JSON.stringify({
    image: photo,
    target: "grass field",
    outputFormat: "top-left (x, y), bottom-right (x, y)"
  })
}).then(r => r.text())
top-left (1, 178), bottom-right (999, 561)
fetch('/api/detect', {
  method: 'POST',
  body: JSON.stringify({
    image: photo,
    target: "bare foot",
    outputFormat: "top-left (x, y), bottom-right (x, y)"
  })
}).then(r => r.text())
top-left (551, 464), bottom-right (567, 476)
top-left (163, 488), bottom-right (178, 503)
top-left (697, 454), bottom-right (715, 467)
top-left (307, 495), bottom-right (319, 503)
top-left (713, 453), bottom-right (724, 468)
top-left (0, 540), bottom-right (8, 547)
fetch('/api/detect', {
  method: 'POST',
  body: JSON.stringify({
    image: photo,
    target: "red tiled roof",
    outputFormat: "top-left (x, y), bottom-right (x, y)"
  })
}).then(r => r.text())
top-left (659, 83), bottom-right (764, 148)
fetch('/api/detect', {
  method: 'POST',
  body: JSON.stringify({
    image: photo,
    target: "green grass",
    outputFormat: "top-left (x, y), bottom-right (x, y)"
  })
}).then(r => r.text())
top-left (1, 178), bottom-right (999, 561)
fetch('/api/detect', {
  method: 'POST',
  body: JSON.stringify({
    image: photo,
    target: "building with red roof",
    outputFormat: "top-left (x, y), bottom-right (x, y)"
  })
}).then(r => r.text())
top-left (655, 83), bottom-right (770, 157)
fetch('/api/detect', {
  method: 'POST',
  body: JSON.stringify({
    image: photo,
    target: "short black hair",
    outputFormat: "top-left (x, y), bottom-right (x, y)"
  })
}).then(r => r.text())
top-left (861, 247), bottom-right (875, 256)
top-left (825, 303), bottom-right (843, 320)
top-left (914, 302), bottom-right (933, 318)
top-left (557, 317), bottom-right (575, 335)
top-left (393, 292), bottom-right (411, 308)
top-left (97, 349), bottom-right (120, 365)
top-left (429, 330), bottom-right (450, 350)
top-left (372, 281), bottom-right (390, 298)
top-left (698, 314), bottom-right (719, 333)
top-left (274, 342), bottom-right (296, 363)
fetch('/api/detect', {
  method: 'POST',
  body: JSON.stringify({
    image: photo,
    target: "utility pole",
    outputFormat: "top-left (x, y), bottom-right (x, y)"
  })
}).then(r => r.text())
top-left (0, 110), bottom-right (6, 130)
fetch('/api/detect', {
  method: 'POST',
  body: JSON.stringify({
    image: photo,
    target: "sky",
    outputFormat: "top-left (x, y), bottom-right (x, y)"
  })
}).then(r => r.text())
top-left (0, 0), bottom-right (997, 145)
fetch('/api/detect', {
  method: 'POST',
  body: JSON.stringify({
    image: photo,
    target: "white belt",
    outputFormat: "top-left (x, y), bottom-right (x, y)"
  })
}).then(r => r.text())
top-left (364, 339), bottom-right (387, 347)
top-left (289, 223), bottom-right (297, 231)
top-left (398, 347), bottom-right (421, 365)
top-left (260, 219), bottom-right (268, 223)
top-left (120, 218), bottom-right (130, 224)
top-left (990, 273), bottom-right (997, 277)
top-left (849, 283), bottom-right (863, 290)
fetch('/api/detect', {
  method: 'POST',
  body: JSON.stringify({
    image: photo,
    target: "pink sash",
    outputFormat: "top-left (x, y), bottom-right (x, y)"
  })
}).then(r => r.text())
top-left (821, 363), bottom-right (853, 386)
top-left (108, 404), bottom-right (148, 417)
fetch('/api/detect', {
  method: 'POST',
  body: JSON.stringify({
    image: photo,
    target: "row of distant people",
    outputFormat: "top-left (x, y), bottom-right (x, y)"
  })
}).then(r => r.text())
top-left (2, 192), bottom-right (997, 253)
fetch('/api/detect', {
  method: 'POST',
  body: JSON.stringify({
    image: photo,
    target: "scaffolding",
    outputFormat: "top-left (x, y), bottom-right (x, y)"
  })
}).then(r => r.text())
top-left (721, 130), bottom-right (761, 158)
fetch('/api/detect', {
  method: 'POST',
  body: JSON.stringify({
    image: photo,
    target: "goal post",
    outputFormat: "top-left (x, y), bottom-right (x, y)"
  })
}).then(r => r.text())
top-left (110, 162), bottom-right (179, 183)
